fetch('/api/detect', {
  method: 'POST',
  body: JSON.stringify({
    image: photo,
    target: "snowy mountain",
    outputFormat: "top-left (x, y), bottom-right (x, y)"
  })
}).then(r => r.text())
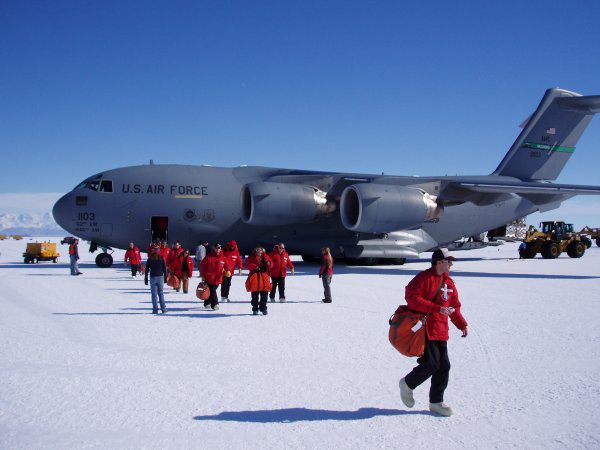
top-left (0, 212), bottom-right (64, 236)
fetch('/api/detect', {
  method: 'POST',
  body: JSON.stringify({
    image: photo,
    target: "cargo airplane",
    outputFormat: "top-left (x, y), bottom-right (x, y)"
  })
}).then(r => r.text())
top-left (53, 88), bottom-right (600, 267)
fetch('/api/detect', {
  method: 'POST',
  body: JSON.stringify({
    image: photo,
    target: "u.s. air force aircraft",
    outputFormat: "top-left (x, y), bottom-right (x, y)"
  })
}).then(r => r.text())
top-left (53, 87), bottom-right (600, 267)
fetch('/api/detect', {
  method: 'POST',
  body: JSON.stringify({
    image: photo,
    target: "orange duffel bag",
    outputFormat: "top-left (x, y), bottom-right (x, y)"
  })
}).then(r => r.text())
top-left (388, 306), bottom-right (426, 357)
top-left (245, 272), bottom-right (272, 292)
top-left (196, 281), bottom-right (210, 300)
top-left (167, 273), bottom-right (181, 290)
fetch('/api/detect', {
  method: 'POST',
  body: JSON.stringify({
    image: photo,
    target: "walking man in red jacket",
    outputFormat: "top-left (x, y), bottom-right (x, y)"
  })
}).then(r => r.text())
top-left (268, 243), bottom-right (294, 302)
top-left (200, 244), bottom-right (231, 310)
top-left (124, 242), bottom-right (142, 278)
top-left (399, 248), bottom-right (468, 417)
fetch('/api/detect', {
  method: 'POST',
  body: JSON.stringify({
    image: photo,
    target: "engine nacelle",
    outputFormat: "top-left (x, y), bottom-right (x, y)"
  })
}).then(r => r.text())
top-left (340, 184), bottom-right (442, 233)
top-left (241, 182), bottom-right (332, 226)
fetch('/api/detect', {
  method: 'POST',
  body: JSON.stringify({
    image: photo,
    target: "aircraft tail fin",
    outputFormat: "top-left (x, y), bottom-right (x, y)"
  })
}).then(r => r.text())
top-left (493, 88), bottom-right (600, 180)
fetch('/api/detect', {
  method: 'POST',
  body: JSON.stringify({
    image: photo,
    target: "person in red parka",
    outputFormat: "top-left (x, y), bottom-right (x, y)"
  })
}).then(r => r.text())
top-left (268, 243), bottom-right (295, 302)
top-left (245, 247), bottom-right (272, 315)
top-left (159, 241), bottom-right (171, 264)
top-left (170, 248), bottom-right (195, 293)
top-left (124, 242), bottom-right (143, 278)
top-left (200, 244), bottom-right (231, 310)
top-left (221, 240), bottom-right (243, 302)
top-left (319, 247), bottom-right (333, 303)
top-left (167, 241), bottom-right (183, 269)
top-left (399, 248), bottom-right (468, 417)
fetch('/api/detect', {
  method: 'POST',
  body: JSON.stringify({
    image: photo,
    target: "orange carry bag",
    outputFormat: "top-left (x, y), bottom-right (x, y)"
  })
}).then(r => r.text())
top-left (167, 273), bottom-right (180, 290)
top-left (196, 281), bottom-right (210, 300)
top-left (388, 306), bottom-right (426, 357)
top-left (245, 272), bottom-right (272, 292)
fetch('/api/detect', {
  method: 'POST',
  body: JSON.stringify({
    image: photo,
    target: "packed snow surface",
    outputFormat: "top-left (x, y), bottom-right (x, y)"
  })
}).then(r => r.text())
top-left (1, 238), bottom-right (599, 449)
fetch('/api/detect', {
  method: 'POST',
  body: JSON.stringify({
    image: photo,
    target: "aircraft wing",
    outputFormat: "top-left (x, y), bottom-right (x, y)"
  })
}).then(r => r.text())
top-left (452, 180), bottom-right (600, 195)
top-left (439, 179), bottom-right (600, 207)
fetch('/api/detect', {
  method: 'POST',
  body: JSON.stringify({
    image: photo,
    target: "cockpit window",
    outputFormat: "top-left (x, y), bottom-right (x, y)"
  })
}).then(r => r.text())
top-left (99, 180), bottom-right (113, 193)
top-left (74, 179), bottom-right (113, 193)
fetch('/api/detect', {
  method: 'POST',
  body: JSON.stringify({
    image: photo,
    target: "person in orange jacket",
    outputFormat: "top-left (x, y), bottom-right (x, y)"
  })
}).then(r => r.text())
top-left (124, 242), bottom-right (143, 278)
top-left (268, 243), bottom-right (294, 302)
top-left (245, 247), bottom-right (273, 315)
top-left (200, 244), bottom-right (231, 310)
top-left (221, 240), bottom-right (243, 302)
top-left (399, 248), bottom-right (468, 417)
top-left (169, 248), bottom-right (195, 293)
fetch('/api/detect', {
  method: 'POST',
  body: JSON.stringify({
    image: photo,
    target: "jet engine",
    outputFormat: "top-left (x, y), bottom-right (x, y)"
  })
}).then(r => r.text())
top-left (241, 182), bottom-right (333, 226)
top-left (340, 183), bottom-right (442, 233)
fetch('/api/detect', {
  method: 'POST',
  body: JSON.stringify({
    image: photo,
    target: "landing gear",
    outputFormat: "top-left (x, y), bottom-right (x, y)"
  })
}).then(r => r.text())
top-left (95, 252), bottom-right (113, 268)
top-left (390, 258), bottom-right (406, 265)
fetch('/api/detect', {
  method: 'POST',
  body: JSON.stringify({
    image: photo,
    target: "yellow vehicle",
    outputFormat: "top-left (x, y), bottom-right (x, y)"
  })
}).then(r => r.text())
top-left (12, 235), bottom-right (23, 240)
top-left (23, 242), bottom-right (60, 263)
top-left (579, 226), bottom-right (600, 248)
top-left (0, 235), bottom-right (7, 240)
top-left (519, 221), bottom-right (586, 259)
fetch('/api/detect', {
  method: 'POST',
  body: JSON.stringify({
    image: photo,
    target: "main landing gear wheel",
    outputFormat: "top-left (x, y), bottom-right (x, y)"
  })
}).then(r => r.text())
top-left (95, 252), bottom-right (113, 268)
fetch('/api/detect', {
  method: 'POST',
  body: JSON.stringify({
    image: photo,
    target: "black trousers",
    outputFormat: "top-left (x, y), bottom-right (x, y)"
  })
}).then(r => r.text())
top-left (269, 276), bottom-right (285, 299)
top-left (204, 284), bottom-right (219, 309)
top-left (221, 276), bottom-right (232, 298)
top-left (130, 264), bottom-right (139, 276)
top-left (404, 339), bottom-right (450, 403)
top-left (251, 291), bottom-right (268, 312)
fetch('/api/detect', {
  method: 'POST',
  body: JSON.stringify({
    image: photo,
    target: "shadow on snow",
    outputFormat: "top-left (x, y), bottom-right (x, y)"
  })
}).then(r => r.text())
top-left (193, 407), bottom-right (433, 423)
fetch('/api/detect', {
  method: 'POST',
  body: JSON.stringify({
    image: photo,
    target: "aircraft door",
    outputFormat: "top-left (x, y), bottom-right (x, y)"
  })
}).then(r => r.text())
top-left (151, 216), bottom-right (168, 242)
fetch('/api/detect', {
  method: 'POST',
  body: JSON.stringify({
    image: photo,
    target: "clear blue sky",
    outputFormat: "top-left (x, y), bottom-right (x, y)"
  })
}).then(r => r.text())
top-left (1, 1), bottom-right (599, 226)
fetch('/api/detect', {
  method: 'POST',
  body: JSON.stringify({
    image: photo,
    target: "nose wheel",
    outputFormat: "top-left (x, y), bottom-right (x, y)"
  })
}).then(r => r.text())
top-left (95, 252), bottom-right (113, 268)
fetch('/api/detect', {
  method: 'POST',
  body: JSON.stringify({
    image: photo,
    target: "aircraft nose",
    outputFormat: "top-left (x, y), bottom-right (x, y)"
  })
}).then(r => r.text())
top-left (52, 193), bottom-right (74, 232)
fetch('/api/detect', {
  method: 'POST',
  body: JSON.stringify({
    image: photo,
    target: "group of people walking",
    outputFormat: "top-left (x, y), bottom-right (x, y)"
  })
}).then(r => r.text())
top-left (72, 236), bottom-right (470, 417)
top-left (122, 239), bottom-right (334, 316)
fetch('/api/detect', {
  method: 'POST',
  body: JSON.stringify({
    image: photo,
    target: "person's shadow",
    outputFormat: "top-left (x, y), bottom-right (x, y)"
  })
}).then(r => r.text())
top-left (193, 407), bottom-right (432, 423)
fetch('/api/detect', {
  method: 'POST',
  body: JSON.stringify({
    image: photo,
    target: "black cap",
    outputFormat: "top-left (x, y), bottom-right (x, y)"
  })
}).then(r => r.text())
top-left (432, 248), bottom-right (456, 264)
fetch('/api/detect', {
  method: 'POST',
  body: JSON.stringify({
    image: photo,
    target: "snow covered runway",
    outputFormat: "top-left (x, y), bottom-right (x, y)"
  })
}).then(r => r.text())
top-left (1, 239), bottom-right (599, 448)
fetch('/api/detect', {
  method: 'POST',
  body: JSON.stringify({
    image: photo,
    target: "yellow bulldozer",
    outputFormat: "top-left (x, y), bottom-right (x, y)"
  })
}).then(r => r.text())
top-left (519, 221), bottom-right (586, 259)
top-left (23, 242), bottom-right (60, 264)
top-left (578, 226), bottom-right (600, 248)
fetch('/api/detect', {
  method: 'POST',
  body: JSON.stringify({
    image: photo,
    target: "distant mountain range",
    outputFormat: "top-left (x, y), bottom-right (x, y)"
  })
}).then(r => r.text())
top-left (0, 212), bottom-right (65, 236)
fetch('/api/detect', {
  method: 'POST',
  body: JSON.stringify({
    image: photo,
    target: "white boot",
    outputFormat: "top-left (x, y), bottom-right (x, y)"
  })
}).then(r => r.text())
top-left (399, 378), bottom-right (415, 408)
top-left (429, 402), bottom-right (453, 417)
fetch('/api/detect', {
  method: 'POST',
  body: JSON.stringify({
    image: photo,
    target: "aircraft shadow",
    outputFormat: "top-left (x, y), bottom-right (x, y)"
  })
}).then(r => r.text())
top-left (296, 264), bottom-right (599, 280)
top-left (193, 407), bottom-right (431, 423)
top-left (53, 310), bottom-right (250, 318)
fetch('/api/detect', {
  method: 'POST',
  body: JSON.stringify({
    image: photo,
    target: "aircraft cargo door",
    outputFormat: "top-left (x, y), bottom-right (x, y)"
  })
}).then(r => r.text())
top-left (151, 216), bottom-right (168, 242)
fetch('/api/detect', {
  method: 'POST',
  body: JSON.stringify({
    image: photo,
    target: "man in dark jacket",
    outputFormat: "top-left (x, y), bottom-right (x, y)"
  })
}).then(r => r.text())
top-left (145, 246), bottom-right (168, 314)
top-left (399, 248), bottom-right (468, 417)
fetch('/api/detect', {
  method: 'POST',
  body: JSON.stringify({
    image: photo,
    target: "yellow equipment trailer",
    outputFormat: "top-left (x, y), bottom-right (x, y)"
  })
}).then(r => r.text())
top-left (23, 242), bottom-right (60, 263)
